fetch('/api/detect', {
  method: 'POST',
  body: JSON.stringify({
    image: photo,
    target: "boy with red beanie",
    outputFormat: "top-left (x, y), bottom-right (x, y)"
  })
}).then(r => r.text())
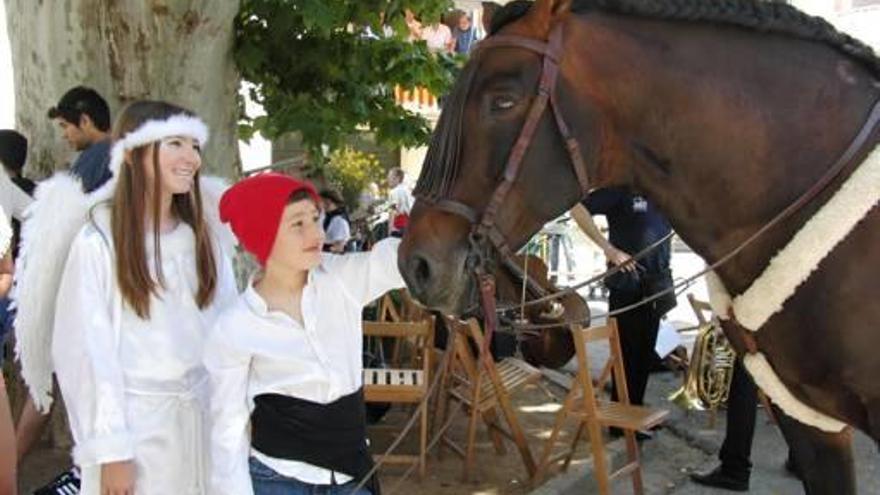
top-left (205, 172), bottom-right (403, 494)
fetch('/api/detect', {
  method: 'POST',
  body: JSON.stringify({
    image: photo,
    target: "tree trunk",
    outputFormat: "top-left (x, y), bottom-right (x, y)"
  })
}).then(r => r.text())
top-left (5, 0), bottom-right (241, 178)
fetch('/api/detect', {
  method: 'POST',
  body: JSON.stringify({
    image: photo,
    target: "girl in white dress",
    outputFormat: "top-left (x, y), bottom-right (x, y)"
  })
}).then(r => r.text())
top-left (51, 100), bottom-right (237, 495)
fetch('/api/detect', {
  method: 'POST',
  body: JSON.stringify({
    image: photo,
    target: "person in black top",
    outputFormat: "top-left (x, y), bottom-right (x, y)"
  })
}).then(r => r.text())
top-left (0, 130), bottom-right (37, 259)
top-left (572, 188), bottom-right (675, 437)
top-left (0, 130), bottom-right (36, 196)
top-left (47, 86), bottom-right (113, 193)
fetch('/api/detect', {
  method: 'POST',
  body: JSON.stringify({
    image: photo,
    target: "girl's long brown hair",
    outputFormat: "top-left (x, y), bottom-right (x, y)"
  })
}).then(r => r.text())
top-left (111, 100), bottom-right (217, 319)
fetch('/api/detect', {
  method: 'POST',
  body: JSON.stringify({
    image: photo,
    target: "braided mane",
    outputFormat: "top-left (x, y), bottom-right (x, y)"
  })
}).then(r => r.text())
top-left (491, 0), bottom-right (880, 78)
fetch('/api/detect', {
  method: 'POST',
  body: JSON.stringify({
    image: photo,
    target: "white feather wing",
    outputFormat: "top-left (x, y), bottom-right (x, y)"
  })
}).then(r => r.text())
top-left (12, 173), bottom-right (109, 411)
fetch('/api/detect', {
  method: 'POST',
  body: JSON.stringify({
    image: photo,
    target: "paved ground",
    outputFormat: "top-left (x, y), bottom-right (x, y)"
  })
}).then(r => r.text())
top-left (527, 370), bottom-right (880, 495)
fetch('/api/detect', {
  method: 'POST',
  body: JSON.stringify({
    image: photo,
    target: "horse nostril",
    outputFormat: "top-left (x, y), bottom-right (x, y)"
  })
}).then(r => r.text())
top-left (412, 254), bottom-right (433, 289)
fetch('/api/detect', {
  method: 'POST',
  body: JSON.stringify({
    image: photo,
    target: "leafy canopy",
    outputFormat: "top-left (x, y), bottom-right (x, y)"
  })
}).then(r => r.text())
top-left (235, 0), bottom-right (459, 157)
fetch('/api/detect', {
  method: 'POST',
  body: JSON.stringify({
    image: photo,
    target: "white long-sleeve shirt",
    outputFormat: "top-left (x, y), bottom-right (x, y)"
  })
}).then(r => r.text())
top-left (204, 238), bottom-right (405, 495)
top-left (51, 209), bottom-right (238, 483)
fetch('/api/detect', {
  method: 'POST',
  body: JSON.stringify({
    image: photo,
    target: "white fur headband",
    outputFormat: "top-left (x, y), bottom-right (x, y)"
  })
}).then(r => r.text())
top-left (109, 114), bottom-right (210, 176)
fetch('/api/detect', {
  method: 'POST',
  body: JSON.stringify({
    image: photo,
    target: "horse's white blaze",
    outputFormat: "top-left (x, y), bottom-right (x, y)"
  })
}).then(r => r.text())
top-left (733, 144), bottom-right (880, 331)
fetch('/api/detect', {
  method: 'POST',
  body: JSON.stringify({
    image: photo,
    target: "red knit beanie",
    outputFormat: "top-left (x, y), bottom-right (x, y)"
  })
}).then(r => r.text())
top-left (219, 172), bottom-right (320, 265)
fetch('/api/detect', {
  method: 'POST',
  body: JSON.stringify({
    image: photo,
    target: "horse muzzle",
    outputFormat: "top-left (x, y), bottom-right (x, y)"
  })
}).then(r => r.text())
top-left (398, 242), bottom-right (478, 316)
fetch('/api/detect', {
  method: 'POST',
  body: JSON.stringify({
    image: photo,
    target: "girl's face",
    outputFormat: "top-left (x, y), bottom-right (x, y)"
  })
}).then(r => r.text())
top-left (146, 135), bottom-right (202, 195)
top-left (268, 199), bottom-right (325, 272)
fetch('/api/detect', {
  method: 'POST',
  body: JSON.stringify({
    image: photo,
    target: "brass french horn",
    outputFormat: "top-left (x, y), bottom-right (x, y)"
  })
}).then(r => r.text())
top-left (669, 320), bottom-right (736, 411)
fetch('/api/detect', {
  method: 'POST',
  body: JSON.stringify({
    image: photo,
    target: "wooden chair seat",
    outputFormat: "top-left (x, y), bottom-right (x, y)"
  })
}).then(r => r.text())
top-left (567, 399), bottom-right (669, 432)
top-left (449, 358), bottom-right (540, 412)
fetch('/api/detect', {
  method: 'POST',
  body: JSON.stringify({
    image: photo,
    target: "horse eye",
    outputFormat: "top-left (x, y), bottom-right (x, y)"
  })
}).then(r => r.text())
top-left (491, 96), bottom-right (516, 111)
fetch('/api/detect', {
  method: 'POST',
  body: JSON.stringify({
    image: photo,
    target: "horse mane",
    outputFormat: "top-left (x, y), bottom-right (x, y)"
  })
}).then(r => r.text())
top-left (490, 0), bottom-right (880, 78)
top-left (413, 59), bottom-right (481, 200)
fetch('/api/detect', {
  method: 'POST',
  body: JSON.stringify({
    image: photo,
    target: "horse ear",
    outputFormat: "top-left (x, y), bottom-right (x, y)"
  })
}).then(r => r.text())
top-left (525, 0), bottom-right (572, 36)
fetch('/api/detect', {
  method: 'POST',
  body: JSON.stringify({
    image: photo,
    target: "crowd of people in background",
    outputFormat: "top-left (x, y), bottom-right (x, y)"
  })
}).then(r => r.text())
top-left (363, 2), bottom-right (503, 56)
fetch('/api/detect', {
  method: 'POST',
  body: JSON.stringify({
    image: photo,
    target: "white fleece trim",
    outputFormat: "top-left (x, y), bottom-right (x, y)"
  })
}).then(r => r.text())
top-left (705, 271), bottom-right (848, 432)
top-left (109, 114), bottom-right (209, 177)
top-left (705, 270), bottom-right (732, 320)
top-left (733, 144), bottom-right (880, 331)
top-left (743, 353), bottom-right (847, 432)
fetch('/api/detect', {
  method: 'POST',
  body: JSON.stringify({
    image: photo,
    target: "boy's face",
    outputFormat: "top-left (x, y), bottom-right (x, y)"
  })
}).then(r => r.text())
top-left (267, 199), bottom-right (325, 271)
top-left (56, 117), bottom-right (90, 151)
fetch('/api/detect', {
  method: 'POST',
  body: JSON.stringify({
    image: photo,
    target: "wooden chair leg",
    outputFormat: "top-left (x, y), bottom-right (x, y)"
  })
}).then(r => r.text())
top-left (436, 392), bottom-right (453, 461)
top-left (624, 429), bottom-right (644, 495)
top-left (535, 391), bottom-right (574, 484)
top-left (433, 346), bottom-right (456, 461)
top-left (482, 407), bottom-right (507, 455)
top-left (585, 419), bottom-right (611, 495)
top-left (419, 398), bottom-right (427, 480)
top-left (491, 372), bottom-right (537, 477)
top-left (463, 403), bottom-right (482, 482)
top-left (562, 421), bottom-right (586, 471)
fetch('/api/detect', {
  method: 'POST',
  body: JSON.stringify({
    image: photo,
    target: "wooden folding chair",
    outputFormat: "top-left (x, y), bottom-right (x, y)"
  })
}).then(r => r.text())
top-left (536, 319), bottom-right (669, 495)
top-left (378, 292), bottom-right (403, 322)
top-left (363, 317), bottom-right (435, 479)
top-left (437, 317), bottom-right (541, 482)
top-left (378, 289), bottom-right (428, 323)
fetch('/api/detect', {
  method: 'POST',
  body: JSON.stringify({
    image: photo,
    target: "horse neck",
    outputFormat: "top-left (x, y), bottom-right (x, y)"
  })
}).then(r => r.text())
top-left (572, 14), bottom-right (880, 293)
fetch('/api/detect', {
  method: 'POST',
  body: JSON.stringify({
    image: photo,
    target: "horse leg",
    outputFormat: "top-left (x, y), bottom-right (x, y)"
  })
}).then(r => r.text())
top-left (774, 407), bottom-right (855, 495)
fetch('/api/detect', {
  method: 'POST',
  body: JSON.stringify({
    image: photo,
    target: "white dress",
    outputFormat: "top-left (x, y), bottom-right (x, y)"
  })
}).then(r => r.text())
top-left (51, 208), bottom-right (238, 495)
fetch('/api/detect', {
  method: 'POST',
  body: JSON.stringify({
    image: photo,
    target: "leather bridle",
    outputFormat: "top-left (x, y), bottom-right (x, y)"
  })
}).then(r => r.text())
top-left (418, 22), bottom-right (590, 263)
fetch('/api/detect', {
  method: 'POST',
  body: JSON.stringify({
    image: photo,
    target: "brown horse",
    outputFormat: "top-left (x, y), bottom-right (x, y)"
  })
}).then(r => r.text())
top-left (398, 0), bottom-right (880, 492)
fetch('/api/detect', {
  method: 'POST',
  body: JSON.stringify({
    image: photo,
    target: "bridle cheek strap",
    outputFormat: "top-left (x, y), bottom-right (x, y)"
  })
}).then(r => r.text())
top-left (422, 22), bottom-right (591, 260)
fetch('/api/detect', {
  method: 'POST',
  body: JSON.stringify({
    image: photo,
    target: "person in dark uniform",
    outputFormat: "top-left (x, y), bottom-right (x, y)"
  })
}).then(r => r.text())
top-left (690, 359), bottom-right (800, 491)
top-left (572, 188), bottom-right (675, 438)
top-left (690, 359), bottom-right (758, 491)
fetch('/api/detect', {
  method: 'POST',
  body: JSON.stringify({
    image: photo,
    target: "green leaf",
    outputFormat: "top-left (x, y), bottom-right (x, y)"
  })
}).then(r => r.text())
top-left (235, 0), bottom-right (457, 157)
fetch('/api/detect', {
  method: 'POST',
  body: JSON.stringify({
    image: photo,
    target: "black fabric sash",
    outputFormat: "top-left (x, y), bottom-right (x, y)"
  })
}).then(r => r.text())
top-left (251, 388), bottom-right (380, 494)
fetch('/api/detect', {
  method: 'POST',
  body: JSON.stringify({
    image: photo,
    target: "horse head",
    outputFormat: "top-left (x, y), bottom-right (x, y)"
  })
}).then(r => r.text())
top-left (398, 0), bottom-right (617, 314)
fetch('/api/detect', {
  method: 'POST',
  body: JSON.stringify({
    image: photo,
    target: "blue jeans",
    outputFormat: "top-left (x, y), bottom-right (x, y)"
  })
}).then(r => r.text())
top-left (249, 457), bottom-right (372, 495)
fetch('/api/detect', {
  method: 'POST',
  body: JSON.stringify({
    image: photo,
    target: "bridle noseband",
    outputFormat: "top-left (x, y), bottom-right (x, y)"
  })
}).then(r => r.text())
top-left (419, 22), bottom-right (590, 264)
